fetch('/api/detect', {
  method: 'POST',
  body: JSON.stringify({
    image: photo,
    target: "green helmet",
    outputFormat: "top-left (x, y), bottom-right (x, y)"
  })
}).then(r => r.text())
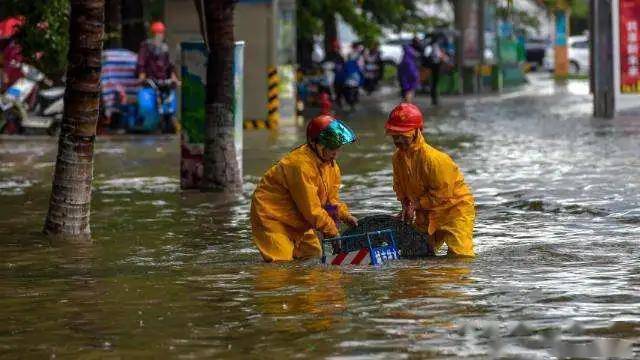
top-left (307, 115), bottom-right (357, 149)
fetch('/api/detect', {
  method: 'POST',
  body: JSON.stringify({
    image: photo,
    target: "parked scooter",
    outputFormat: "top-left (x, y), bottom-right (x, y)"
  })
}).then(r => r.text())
top-left (125, 78), bottom-right (177, 133)
top-left (0, 61), bottom-right (64, 135)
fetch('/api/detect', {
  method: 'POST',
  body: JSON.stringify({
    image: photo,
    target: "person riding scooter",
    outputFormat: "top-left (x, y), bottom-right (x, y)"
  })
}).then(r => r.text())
top-left (136, 21), bottom-right (180, 133)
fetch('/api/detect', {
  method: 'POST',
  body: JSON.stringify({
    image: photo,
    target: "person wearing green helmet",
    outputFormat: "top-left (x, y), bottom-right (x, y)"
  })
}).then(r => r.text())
top-left (250, 115), bottom-right (358, 262)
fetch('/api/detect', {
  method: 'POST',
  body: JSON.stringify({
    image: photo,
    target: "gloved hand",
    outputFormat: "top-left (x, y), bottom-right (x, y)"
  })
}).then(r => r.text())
top-left (343, 214), bottom-right (358, 227)
top-left (323, 226), bottom-right (339, 239)
top-left (400, 199), bottom-right (415, 224)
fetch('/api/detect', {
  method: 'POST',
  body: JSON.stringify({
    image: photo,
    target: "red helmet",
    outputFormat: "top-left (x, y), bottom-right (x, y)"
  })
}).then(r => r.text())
top-left (307, 115), bottom-right (334, 142)
top-left (150, 21), bottom-right (166, 35)
top-left (385, 103), bottom-right (424, 133)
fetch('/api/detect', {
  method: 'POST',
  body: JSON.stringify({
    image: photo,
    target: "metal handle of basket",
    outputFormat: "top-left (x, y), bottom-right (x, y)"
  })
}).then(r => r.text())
top-left (321, 229), bottom-right (395, 244)
top-left (321, 229), bottom-right (397, 260)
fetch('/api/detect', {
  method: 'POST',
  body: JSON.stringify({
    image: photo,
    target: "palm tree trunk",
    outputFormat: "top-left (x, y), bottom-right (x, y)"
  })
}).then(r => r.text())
top-left (44, 0), bottom-right (104, 239)
top-left (195, 0), bottom-right (242, 191)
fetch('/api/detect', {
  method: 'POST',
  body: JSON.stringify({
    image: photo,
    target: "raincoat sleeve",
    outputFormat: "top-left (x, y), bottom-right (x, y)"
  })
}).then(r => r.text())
top-left (416, 154), bottom-right (457, 210)
top-left (392, 153), bottom-right (407, 202)
top-left (283, 164), bottom-right (339, 237)
top-left (329, 166), bottom-right (351, 220)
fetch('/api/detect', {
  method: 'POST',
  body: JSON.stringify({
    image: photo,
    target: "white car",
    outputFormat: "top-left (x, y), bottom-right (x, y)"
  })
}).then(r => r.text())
top-left (544, 35), bottom-right (590, 74)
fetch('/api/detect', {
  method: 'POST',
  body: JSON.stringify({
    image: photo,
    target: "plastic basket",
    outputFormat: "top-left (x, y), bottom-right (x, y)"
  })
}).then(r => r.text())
top-left (321, 229), bottom-right (400, 266)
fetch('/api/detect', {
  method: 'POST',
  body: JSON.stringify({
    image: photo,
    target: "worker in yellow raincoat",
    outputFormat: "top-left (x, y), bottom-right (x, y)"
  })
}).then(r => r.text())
top-left (385, 103), bottom-right (475, 257)
top-left (251, 115), bottom-right (359, 262)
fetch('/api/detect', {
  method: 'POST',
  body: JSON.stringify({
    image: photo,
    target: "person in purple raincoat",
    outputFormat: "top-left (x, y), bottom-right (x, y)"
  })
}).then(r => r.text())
top-left (397, 43), bottom-right (420, 103)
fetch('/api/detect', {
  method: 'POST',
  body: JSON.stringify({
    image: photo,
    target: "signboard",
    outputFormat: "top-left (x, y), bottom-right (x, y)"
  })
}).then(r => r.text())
top-left (555, 11), bottom-right (567, 46)
top-left (484, 3), bottom-right (497, 65)
top-left (620, 0), bottom-right (640, 93)
top-left (180, 42), bottom-right (244, 189)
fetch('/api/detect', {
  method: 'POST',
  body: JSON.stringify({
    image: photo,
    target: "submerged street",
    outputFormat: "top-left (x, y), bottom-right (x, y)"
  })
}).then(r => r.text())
top-left (1, 75), bottom-right (639, 358)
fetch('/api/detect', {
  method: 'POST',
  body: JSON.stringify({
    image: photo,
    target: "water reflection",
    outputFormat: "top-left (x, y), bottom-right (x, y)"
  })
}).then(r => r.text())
top-left (253, 266), bottom-right (348, 332)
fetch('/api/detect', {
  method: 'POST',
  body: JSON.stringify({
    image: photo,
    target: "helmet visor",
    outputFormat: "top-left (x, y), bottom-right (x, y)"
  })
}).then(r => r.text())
top-left (316, 120), bottom-right (357, 150)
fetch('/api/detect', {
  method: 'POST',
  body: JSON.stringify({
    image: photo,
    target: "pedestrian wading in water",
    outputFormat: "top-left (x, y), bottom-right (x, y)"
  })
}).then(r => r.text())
top-left (250, 115), bottom-right (358, 262)
top-left (386, 103), bottom-right (475, 257)
top-left (397, 39), bottom-right (421, 103)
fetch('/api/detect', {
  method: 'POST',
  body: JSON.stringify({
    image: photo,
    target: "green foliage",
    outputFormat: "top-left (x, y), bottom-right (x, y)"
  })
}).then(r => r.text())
top-left (496, 6), bottom-right (541, 33)
top-left (542, 0), bottom-right (588, 14)
top-left (541, 0), bottom-right (589, 35)
top-left (5, 0), bottom-right (70, 78)
top-left (298, 0), bottom-right (449, 46)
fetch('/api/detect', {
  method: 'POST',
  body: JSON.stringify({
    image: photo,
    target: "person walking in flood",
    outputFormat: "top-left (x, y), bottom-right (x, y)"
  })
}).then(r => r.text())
top-left (397, 42), bottom-right (421, 103)
top-left (385, 103), bottom-right (475, 257)
top-left (363, 41), bottom-right (384, 95)
top-left (423, 33), bottom-right (449, 106)
top-left (250, 115), bottom-right (359, 262)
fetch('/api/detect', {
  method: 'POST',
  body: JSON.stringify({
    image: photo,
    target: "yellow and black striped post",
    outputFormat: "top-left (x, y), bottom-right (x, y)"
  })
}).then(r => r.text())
top-left (266, 66), bottom-right (280, 128)
top-left (243, 66), bottom-right (280, 129)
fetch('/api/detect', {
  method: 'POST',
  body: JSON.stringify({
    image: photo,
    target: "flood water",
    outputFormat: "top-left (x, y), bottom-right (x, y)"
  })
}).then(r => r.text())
top-left (1, 76), bottom-right (639, 358)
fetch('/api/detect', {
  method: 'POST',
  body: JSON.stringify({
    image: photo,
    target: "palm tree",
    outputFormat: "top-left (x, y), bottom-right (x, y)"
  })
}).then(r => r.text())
top-left (44, 0), bottom-right (104, 239)
top-left (194, 0), bottom-right (242, 191)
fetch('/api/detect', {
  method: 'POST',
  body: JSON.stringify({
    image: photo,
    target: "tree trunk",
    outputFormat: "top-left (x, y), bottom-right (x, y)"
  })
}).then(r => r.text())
top-left (121, 0), bottom-right (145, 52)
top-left (323, 13), bottom-right (337, 55)
top-left (44, 0), bottom-right (104, 239)
top-left (195, 0), bottom-right (242, 192)
top-left (105, 0), bottom-right (122, 48)
top-left (297, 35), bottom-right (314, 71)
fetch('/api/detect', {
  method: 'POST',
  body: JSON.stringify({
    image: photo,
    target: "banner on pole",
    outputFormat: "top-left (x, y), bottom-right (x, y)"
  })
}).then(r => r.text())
top-left (620, 0), bottom-right (640, 93)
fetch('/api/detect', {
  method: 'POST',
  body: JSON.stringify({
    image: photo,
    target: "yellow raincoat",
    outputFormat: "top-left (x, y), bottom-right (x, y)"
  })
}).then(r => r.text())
top-left (392, 132), bottom-right (475, 257)
top-left (251, 144), bottom-right (352, 262)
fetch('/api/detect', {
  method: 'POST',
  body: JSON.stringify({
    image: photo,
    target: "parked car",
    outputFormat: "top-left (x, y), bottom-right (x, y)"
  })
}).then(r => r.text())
top-left (543, 35), bottom-right (590, 74)
top-left (525, 37), bottom-right (551, 69)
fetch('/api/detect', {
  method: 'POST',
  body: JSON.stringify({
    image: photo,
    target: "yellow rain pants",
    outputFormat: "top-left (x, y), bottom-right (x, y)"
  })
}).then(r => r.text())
top-left (251, 144), bottom-right (352, 262)
top-left (392, 132), bottom-right (475, 257)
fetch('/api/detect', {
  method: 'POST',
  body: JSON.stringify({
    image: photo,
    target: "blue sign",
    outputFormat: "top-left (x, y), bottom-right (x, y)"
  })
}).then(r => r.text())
top-left (555, 11), bottom-right (567, 46)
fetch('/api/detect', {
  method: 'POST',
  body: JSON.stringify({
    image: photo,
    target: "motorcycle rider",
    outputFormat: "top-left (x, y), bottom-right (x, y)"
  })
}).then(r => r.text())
top-left (136, 21), bottom-right (180, 133)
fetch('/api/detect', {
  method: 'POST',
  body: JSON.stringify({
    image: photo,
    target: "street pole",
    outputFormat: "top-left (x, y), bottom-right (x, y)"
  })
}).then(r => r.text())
top-left (553, 6), bottom-right (570, 79)
top-left (455, 1), bottom-right (464, 95)
top-left (592, 0), bottom-right (615, 117)
top-left (478, 0), bottom-right (485, 93)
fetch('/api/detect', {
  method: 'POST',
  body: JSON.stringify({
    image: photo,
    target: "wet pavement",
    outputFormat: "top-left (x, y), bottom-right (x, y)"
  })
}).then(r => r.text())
top-left (1, 74), bottom-right (639, 358)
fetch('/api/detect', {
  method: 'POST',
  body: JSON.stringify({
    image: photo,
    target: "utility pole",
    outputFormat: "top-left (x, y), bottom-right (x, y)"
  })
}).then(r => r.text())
top-left (592, 0), bottom-right (615, 117)
top-left (455, 0), bottom-right (482, 94)
top-left (553, 1), bottom-right (570, 79)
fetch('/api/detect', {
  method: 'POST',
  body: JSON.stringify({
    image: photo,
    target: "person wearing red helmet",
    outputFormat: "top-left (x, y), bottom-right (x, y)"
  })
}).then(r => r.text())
top-left (386, 103), bottom-right (475, 257)
top-left (136, 21), bottom-right (180, 132)
top-left (1, 17), bottom-right (24, 90)
top-left (250, 115), bottom-right (358, 262)
top-left (136, 21), bottom-right (179, 84)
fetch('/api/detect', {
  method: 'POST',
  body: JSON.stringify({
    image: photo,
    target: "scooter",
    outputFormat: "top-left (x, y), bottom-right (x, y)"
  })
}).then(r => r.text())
top-left (0, 61), bottom-right (64, 135)
top-left (125, 78), bottom-right (177, 133)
